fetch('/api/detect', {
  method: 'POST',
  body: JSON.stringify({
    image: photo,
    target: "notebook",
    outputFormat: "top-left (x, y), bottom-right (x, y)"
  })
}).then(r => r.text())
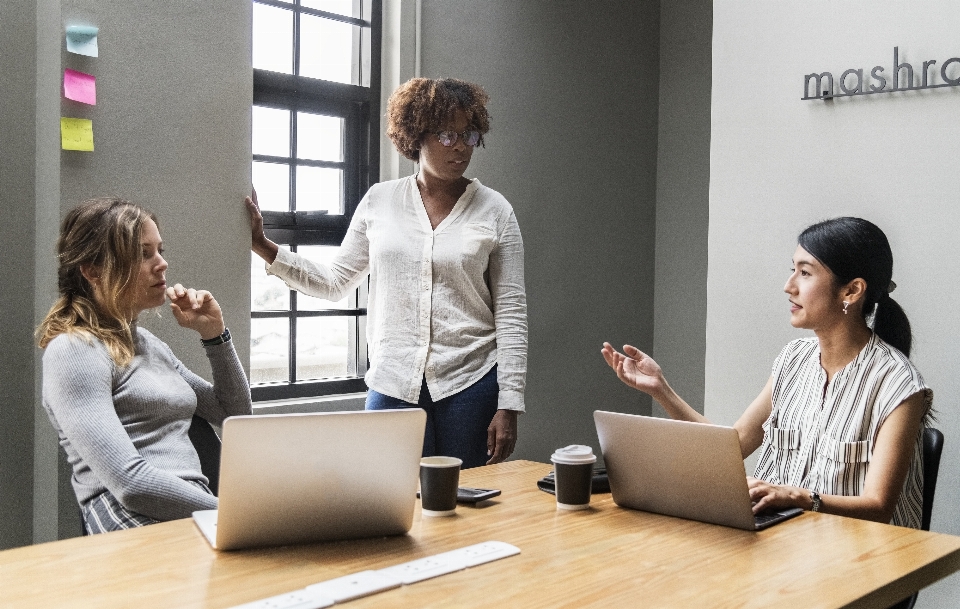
top-left (593, 410), bottom-right (803, 531)
top-left (193, 408), bottom-right (426, 550)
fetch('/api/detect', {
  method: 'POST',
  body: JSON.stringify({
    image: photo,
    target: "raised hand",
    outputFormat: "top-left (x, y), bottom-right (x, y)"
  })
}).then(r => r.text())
top-left (600, 342), bottom-right (666, 398)
top-left (244, 188), bottom-right (279, 264)
top-left (166, 283), bottom-right (225, 340)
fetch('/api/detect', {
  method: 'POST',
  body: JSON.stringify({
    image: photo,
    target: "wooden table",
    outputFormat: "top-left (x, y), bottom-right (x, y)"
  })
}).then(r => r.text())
top-left (2, 460), bottom-right (959, 608)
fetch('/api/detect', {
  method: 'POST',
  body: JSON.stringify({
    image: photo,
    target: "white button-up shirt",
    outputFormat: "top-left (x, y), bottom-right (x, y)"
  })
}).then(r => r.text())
top-left (266, 176), bottom-right (528, 411)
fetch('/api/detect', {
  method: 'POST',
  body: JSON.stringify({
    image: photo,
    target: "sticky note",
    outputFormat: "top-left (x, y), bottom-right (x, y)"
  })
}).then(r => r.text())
top-left (66, 25), bottom-right (99, 57)
top-left (61, 118), bottom-right (94, 152)
top-left (63, 69), bottom-right (96, 105)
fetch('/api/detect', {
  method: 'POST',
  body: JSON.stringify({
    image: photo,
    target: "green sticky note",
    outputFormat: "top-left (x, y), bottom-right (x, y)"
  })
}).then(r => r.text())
top-left (61, 117), bottom-right (94, 152)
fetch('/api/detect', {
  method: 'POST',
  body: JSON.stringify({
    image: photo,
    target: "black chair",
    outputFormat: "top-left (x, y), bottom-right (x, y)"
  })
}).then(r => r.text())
top-left (188, 414), bottom-right (223, 496)
top-left (80, 415), bottom-right (222, 535)
top-left (888, 427), bottom-right (944, 609)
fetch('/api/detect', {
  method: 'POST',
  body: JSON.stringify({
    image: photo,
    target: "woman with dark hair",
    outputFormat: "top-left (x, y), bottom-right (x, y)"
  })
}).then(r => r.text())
top-left (602, 217), bottom-right (931, 528)
top-left (39, 198), bottom-right (252, 534)
top-left (246, 78), bottom-right (527, 469)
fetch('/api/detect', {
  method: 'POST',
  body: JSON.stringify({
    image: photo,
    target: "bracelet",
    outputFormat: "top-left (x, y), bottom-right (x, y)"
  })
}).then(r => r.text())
top-left (201, 327), bottom-right (231, 347)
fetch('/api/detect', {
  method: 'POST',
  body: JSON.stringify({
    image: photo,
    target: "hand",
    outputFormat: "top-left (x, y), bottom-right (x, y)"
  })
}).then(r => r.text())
top-left (601, 342), bottom-right (667, 398)
top-left (486, 409), bottom-right (518, 465)
top-left (166, 283), bottom-right (226, 340)
top-left (244, 188), bottom-right (279, 264)
top-left (747, 477), bottom-right (810, 514)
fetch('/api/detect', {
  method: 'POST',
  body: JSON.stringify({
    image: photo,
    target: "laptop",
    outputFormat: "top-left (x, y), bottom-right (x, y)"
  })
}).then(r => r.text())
top-left (594, 410), bottom-right (802, 531)
top-left (193, 408), bottom-right (426, 550)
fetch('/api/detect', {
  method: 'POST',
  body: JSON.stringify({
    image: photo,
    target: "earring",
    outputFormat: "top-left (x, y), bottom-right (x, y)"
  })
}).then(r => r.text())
top-left (842, 301), bottom-right (850, 315)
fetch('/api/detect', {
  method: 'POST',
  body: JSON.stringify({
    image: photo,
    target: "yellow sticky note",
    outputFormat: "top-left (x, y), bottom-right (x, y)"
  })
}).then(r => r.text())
top-left (61, 117), bottom-right (94, 152)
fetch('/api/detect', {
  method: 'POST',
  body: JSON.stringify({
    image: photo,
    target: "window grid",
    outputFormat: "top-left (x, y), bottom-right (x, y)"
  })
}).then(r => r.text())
top-left (251, 0), bottom-right (379, 402)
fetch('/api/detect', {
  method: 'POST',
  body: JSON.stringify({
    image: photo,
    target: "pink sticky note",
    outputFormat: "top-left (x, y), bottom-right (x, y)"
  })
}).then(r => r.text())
top-left (63, 69), bottom-right (96, 105)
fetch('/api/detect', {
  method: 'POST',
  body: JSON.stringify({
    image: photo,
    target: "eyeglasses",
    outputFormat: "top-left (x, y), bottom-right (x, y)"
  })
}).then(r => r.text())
top-left (436, 130), bottom-right (481, 147)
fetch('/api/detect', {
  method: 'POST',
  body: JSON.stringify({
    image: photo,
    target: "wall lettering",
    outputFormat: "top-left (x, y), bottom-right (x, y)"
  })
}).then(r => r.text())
top-left (803, 47), bottom-right (960, 100)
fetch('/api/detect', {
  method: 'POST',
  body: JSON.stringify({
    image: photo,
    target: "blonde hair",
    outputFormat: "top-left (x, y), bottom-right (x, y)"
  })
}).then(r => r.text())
top-left (37, 198), bottom-right (157, 367)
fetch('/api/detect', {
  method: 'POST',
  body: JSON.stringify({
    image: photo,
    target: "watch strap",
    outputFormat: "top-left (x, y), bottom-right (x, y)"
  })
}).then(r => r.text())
top-left (201, 327), bottom-right (231, 347)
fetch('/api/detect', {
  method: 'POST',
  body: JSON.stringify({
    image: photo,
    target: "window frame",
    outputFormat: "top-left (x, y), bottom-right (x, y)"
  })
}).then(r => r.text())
top-left (251, 0), bottom-right (381, 402)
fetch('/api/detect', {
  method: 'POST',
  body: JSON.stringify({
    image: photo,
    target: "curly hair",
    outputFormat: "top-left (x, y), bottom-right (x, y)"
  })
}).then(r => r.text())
top-left (386, 78), bottom-right (491, 161)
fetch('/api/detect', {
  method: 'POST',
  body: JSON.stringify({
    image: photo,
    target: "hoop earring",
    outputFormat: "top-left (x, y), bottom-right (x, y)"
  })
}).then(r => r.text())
top-left (842, 301), bottom-right (850, 315)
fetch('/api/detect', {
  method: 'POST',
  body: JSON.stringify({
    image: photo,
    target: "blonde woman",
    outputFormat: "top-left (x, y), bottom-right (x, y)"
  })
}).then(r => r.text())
top-left (38, 198), bottom-right (251, 534)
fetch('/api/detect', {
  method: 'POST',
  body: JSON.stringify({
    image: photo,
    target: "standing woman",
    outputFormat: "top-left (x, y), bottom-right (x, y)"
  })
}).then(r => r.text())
top-left (38, 198), bottom-right (252, 533)
top-left (246, 78), bottom-right (527, 468)
top-left (602, 217), bottom-right (932, 527)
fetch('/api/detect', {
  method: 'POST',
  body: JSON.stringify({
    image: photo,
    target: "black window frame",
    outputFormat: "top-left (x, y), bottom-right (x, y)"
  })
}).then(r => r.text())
top-left (251, 0), bottom-right (381, 402)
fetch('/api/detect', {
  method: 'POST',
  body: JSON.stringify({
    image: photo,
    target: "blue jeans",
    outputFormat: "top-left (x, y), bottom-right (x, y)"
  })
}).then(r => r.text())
top-left (366, 366), bottom-right (499, 469)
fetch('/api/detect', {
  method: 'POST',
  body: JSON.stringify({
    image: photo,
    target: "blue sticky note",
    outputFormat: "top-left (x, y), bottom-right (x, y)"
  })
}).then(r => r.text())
top-left (66, 25), bottom-right (99, 57)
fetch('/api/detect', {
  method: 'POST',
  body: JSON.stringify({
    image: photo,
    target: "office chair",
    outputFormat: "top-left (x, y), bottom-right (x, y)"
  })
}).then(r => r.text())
top-left (188, 414), bottom-right (223, 496)
top-left (887, 427), bottom-right (944, 609)
top-left (80, 415), bottom-right (223, 536)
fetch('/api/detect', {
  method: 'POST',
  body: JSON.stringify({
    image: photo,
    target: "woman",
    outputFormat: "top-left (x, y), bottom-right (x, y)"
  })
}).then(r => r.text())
top-left (38, 198), bottom-right (252, 534)
top-left (246, 77), bottom-right (527, 469)
top-left (602, 217), bottom-right (931, 527)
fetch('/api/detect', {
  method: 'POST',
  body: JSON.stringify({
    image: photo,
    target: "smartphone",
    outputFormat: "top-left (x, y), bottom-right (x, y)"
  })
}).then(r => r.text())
top-left (456, 487), bottom-right (501, 503)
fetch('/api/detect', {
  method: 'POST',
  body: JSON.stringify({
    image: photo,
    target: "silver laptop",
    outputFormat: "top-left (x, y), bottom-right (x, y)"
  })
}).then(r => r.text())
top-left (594, 410), bottom-right (802, 531)
top-left (193, 408), bottom-right (426, 550)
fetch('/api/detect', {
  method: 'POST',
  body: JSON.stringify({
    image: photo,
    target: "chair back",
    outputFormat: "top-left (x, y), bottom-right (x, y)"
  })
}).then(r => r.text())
top-left (189, 415), bottom-right (223, 496)
top-left (921, 427), bottom-right (944, 531)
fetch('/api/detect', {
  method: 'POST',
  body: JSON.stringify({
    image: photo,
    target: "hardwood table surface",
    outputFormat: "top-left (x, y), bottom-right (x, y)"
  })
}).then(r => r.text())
top-left (2, 460), bottom-right (959, 608)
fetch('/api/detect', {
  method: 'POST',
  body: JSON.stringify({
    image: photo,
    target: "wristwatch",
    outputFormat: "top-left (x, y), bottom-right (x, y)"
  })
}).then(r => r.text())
top-left (809, 490), bottom-right (822, 512)
top-left (201, 327), bottom-right (231, 347)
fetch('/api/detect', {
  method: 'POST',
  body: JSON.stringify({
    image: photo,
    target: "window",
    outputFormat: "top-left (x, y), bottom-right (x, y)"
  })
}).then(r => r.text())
top-left (250, 0), bottom-right (381, 401)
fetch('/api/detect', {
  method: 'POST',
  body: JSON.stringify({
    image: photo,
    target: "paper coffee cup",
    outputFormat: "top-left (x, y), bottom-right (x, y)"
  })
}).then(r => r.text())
top-left (550, 445), bottom-right (596, 510)
top-left (420, 456), bottom-right (462, 517)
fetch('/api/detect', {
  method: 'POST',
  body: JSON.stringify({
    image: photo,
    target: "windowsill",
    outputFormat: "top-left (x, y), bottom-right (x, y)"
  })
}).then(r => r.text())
top-left (253, 391), bottom-right (367, 414)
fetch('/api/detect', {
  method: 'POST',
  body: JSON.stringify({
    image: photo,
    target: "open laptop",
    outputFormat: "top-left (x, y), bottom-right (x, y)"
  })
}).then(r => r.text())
top-left (193, 408), bottom-right (426, 550)
top-left (594, 410), bottom-right (802, 531)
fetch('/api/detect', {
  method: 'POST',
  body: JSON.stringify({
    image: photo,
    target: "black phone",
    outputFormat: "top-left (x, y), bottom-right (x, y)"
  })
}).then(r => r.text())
top-left (456, 487), bottom-right (501, 503)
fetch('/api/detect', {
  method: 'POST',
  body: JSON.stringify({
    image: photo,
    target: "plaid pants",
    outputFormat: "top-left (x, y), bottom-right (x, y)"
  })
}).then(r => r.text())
top-left (81, 480), bottom-right (212, 534)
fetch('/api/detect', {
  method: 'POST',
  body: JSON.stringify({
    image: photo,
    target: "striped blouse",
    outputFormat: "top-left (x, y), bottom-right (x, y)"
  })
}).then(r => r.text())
top-left (753, 333), bottom-right (933, 528)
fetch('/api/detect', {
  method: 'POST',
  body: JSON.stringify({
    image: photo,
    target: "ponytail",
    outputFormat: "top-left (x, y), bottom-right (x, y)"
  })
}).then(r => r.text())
top-left (873, 294), bottom-right (912, 357)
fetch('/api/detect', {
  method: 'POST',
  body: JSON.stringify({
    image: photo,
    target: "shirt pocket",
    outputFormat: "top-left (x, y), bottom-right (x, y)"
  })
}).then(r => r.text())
top-left (769, 427), bottom-right (801, 451)
top-left (817, 436), bottom-right (871, 464)
top-left (766, 426), bottom-right (801, 485)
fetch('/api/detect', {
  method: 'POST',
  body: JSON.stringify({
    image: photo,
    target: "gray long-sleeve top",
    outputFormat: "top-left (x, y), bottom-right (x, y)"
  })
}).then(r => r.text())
top-left (41, 325), bottom-right (252, 521)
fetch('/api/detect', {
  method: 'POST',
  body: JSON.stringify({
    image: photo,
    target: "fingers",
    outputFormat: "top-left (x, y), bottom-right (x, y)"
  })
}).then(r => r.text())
top-left (601, 342), bottom-right (630, 372)
top-left (166, 284), bottom-right (214, 309)
top-left (244, 195), bottom-right (262, 218)
top-left (485, 412), bottom-right (517, 465)
top-left (623, 344), bottom-right (647, 360)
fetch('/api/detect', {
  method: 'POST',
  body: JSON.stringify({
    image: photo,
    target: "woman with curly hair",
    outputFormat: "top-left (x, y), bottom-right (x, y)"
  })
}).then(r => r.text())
top-left (246, 78), bottom-right (527, 469)
top-left (39, 198), bottom-right (252, 533)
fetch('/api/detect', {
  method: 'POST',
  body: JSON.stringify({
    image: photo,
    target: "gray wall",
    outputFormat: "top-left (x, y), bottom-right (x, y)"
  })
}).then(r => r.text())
top-left (652, 0), bottom-right (712, 417)
top-left (707, 2), bottom-right (960, 607)
top-left (418, 0), bottom-right (662, 463)
top-left (0, 0), bottom-right (40, 550)
top-left (1, 0), bottom-right (251, 547)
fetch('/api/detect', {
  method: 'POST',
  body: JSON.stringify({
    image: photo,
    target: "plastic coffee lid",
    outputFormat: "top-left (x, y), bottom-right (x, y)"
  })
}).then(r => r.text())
top-left (550, 445), bottom-right (597, 465)
top-left (421, 456), bottom-right (462, 468)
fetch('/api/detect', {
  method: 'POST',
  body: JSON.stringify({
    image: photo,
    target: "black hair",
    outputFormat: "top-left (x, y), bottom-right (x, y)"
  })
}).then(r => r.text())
top-left (798, 217), bottom-right (912, 356)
